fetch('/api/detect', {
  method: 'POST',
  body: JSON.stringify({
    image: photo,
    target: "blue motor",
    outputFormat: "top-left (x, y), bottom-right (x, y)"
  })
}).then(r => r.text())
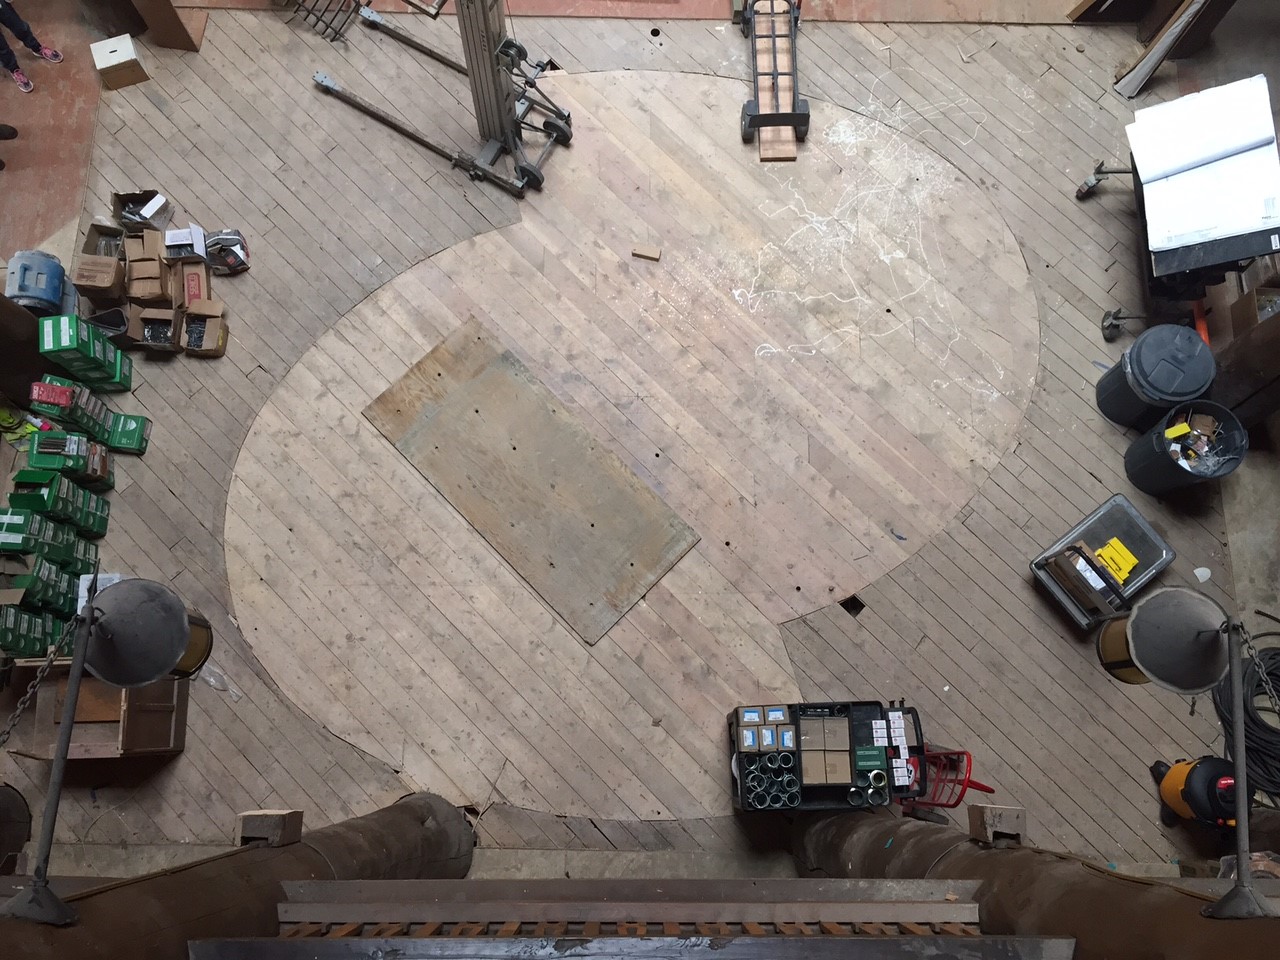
top-left (5, 249), bottom-right (65, 316)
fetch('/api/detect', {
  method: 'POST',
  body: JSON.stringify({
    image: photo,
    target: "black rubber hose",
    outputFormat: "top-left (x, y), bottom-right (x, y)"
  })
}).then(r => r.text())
top-left (1212, 627), bottom-right (1280, 805)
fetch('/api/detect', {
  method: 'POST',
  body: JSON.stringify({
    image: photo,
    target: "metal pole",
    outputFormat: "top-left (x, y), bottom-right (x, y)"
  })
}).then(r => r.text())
top-left (1203, 621), bottom-right (1279, 919)
top-left (0, 618), bottom-right (92, 926)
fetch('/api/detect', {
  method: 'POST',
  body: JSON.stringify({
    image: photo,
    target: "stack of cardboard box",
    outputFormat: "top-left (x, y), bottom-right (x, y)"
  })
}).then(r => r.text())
top-left (69, 192), bottom-right (230, 360)
top-left (122, 228), bottom-right (228, 357)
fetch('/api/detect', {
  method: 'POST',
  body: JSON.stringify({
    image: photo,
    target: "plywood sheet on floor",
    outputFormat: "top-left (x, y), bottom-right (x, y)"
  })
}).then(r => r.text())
top-left (366, 319), bottom-right (700, 645)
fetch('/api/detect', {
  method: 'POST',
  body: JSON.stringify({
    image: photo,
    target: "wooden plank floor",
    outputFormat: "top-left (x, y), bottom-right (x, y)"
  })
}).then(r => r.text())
top-left (222, 69), bottom-right (1043, 822)
top-left (0, 13), bottom-right (1230, 868)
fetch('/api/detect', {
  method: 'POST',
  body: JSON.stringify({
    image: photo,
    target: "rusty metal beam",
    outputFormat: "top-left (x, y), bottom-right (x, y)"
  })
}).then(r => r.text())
top-left (793, 812), bottom-right (1277, 960)
top-left (1, 793), bottom-right (473, 960)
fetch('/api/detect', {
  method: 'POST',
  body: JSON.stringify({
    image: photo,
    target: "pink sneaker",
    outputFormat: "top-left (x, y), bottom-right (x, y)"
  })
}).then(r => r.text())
top-left (36, 47), bottom-right (62, 63)
top-left (11, 69), bottom-right (32, 93)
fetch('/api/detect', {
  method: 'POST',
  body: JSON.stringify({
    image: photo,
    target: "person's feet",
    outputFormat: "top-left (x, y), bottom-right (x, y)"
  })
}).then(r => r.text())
top-left (36, 47), bottom-right (62, 63)
top-left (11, 69), bottom-right (32, 93)
top-left (0, 124), bottom-right (16, 140)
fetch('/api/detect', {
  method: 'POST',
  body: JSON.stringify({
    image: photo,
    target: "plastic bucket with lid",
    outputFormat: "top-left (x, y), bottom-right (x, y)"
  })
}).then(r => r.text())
top-left (4, 250), bottom-right (64, 315)
top-left (1096, 325), bottom-right (1214, 431)
top-left (1124, 400), bottom-right (1246, 497)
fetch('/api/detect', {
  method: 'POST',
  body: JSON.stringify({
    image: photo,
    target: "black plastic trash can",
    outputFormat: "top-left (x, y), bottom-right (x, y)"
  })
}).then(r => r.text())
top-left (1096, 325), bottom-right (1215, 431)
top-left (1124, 400), bottom-right (1247, 497)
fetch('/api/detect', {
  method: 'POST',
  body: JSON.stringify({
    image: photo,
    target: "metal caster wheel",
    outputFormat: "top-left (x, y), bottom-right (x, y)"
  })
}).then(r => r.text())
top-left (542, 116), bottom-right (572, 146)
top-left (516, 162), bottom-right (545, 192)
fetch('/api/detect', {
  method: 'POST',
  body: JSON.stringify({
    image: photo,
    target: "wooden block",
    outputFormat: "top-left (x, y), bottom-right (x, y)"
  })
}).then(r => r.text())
top-left (631, 245), bottom-right (662, 262)
top-left (235, 808), bottom-right (304, 847)
top-left (967, 803), bottom-right (1026, 845)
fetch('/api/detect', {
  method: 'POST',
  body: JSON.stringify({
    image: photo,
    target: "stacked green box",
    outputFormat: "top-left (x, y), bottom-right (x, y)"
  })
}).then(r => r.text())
top-left (8, 469), bottom-right (109, 539)
top-left (0, 608), bottom-right (66, 658)
top-left (0, 509), bottom-right (98, 577)
top-left (29, 376), bottom-right (112, 442)
top-left (38, 315), bottom-right (120, 383)
top-left (0, 554), bottom-right (76, 618)
top-left (81, 352), bottom-right (133, 394)
top-left (106, 412), bottom-right (152, 455)
top-left (74, 486), bottom-right (110, 540)
top-left (0, 508), bottom-right (39, 554)
top-left (26, 432), bottom-right (114, 493)
top-left (66, 536), bottom-right (99, 577)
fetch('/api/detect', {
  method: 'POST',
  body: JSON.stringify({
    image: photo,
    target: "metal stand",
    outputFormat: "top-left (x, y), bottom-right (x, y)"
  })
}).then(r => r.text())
top-left (324, 0), bottom-right (571, 197)
top-left (1203, 621), bottom-right (1280, 919)
top-left (0, 596), bottom-right (96, 926)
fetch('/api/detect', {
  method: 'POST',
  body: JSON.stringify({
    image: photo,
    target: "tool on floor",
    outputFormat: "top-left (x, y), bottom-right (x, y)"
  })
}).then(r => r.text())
top-left (316, 0), bottom-right (572, 197)
top-left (1151, 756), bottom-right (1240, 827)
top-left (739, 0), bottom-right (809, 151)
top-left (288, 0), bottom-right (365, 41)
top-left (1075, 160), bottom-right (1133, 199)
top-left (1100, 308), bottom-right (1145, 342)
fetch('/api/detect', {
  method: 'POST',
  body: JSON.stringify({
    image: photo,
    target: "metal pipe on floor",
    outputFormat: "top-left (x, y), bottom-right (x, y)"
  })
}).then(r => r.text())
top-left (793, 811), bottom-right (1276, 960)
top-left (1, 792), bottom-right (473, 960)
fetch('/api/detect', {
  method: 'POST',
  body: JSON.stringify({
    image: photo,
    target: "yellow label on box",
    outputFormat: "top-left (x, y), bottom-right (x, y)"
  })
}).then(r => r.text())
top-left (1095, 537), bottom-right (1139, 583)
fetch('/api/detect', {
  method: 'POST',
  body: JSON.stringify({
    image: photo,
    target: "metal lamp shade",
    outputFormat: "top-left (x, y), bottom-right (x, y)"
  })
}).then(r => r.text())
top-left (1097, 586), bottom-right (1230, 695)
top-left (84, 579), bottom-right (192, 688)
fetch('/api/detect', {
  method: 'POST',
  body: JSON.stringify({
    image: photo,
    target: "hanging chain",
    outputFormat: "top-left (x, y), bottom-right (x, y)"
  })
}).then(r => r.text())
top-left (0, 622), bottom-right (74, 750)
top-left (1241, 622), bottom-right (1280, 717)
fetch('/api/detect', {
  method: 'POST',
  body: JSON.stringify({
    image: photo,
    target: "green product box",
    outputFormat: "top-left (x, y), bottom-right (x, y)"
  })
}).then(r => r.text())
top-left (854, 745), bottom-right (888, 772)
top-left (8, 468), bottom-right (61, 514)
top-left (107, 412), bottom-right (151, 455)
top-left (82, 352), bottom-right (133, 393)
top-left (65, 536), bottom-right (98, 576)
top-left (0, 508), bottom-right (38, 554)
top-left (29, 375), bottom-right (80, 422)
top-left (27, 431), bottom-right (90, 474)
top-left (38, 315), bottom-right (96, 363)
top-left (31, 518), bottom-right (75, 568)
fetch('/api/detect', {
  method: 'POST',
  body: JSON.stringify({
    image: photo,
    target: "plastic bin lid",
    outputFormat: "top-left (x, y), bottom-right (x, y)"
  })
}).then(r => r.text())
top-left (1123, 325), bottom-right (1214, 403)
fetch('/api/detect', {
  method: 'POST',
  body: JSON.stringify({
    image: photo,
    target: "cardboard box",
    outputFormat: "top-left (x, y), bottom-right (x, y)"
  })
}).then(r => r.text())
top-left (823, 717), bottom-right (850, 751)
top-left (176, 261), bottom-right (212, 307)
top-left (763, 705), bottom-right (789, 724)
top-left (799, 717), bottom-right (825, 750)
top-left (1229, 286), bottom-right (1280, 339)
top-left (126, 259), bottom-right (171, 302)
top-left (111, 190), bottom-right (173, 233)
top-left (825, 751), bottom-right (852, 785)
top-left (777, 724), bottom-right (796, 751)
top-left (183, 300), bottom-right (228, 357)
top-left (758, 725), bottom-right (777, 752)
top-left (82, 222), bottom-right (125, 258)
top-left (737, 725), bottom-right (759, 752)
top-left (138, 306), bottom-right (183, 352)
top-left (71, 256), bottom-right (125, 301)
top-left (164, 223), bottom-right (207, 263)
top-left (124, 230), bottom-right (165, 264)
top-left (90, 35), bottom-right (149, 90)
top-left (1243, 254), bottom-right (1280, 294)
top-left (801, 750), bottom-right (828, 785)
top-left (737, 706), bottom-right (764, 726)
